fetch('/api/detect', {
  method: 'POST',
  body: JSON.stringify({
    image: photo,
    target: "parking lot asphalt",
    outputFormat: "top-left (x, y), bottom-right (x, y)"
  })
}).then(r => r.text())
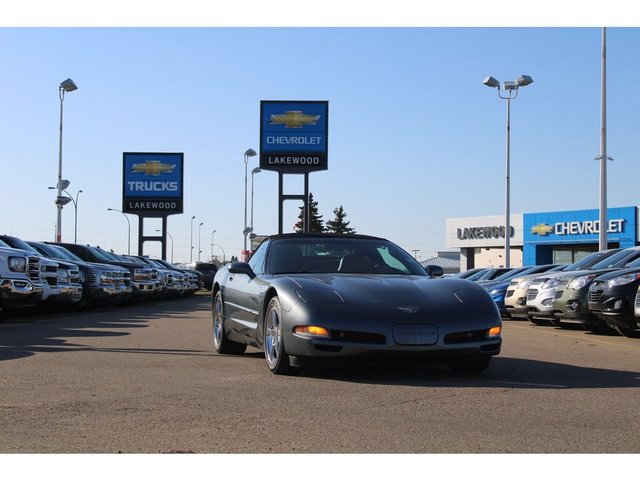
top-left (1, 292), bottom-right (639, 454)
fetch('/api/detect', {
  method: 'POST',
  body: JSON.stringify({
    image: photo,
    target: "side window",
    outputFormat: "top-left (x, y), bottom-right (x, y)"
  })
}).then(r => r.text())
top-left (248, 240), bottom-right (269, 274)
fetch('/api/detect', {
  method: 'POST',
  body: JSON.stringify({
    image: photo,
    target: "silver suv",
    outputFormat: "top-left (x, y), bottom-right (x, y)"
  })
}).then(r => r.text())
top-left (525, 249), bottom-right (621, 326)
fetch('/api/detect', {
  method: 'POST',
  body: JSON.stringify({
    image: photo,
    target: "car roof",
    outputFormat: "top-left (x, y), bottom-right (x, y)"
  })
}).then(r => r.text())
top-left (267, 233), bottom-right (387, 241)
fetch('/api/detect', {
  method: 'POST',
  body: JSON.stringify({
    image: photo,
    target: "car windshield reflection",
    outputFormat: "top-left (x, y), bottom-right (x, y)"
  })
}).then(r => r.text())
top-left (266, 238), bottom-right (427, 276)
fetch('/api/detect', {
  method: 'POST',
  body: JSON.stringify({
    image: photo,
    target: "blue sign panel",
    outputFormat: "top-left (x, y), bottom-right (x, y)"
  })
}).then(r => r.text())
top-left (122, 152), bottom-right (184, 215)
top-left (523, 206), bottom-right (637, 264)
top-left (524, 207), bottom-right (637, 245)
top-left (260, 100), bottom-right (328, 172)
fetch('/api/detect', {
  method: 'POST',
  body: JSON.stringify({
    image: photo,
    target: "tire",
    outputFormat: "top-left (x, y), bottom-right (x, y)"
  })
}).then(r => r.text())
top-left (449, 357), bottom-right (491, 374)
top-left (263, 296), bottom-right (291, 375)
top-left (529, 317), bottom-right (550, 326)
top-left (614, 325), bottom-right (640, 339)
top-left (212, 291), bottom-right (246, 355)
top-left (591, 317), bottom-right (620, 336)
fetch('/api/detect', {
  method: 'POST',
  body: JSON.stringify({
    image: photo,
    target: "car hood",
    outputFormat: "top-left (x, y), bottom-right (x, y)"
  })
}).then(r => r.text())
top-left (278, 274), bottom-right (494, 307)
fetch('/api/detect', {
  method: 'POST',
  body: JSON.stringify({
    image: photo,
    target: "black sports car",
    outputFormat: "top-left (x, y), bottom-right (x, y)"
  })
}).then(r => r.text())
top-left (212, 234), bottom-right (502, 374)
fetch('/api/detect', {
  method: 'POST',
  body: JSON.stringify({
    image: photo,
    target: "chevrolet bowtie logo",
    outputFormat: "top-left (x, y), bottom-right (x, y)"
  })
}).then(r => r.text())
top-left (269, 110), bottom-right (321, 128)
top-left (531, 223), bottom-right (554, 236)
top-left (130, 160), bottom-right (176, 176)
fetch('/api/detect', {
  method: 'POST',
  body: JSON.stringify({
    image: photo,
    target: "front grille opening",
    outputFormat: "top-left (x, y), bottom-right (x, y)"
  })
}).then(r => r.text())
top-left (330, 330), bottom-right (386, 344)
top-left (444, 329), bottom-right (487, 344)
top-left (314, 344), bottom-right (342, 352)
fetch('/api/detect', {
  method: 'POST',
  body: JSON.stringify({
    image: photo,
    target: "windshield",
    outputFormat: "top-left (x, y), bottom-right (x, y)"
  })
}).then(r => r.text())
top-left (492, 267), bottom-right (529, 282)
top-left (28, 242), bottom-right (61, 259)
top-left (265, 237), bottom-right (427, 276)
top-left (564, 250), bottom-right (618, 271)
top-left (1, 236), bottom-right (42, 256)
top-left (124, 255), bottom-right (148, 265)
top-left (623, 256), bottom-right (640, 269)
top-left (589, 249), bottom-right (640, 270)
top-left (85, 246), bottom-right (117, 262)
top-left (51, 245), bottom-right (85, 262)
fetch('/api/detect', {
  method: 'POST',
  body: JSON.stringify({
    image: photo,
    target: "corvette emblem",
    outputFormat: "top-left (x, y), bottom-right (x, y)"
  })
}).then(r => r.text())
top-left (531, 223), bottom-right (553, 236)
top-left (269, 110), bottom-right (321, 128)
top-left (398, 306), bottom-right (420, 314)
top-left (130, 160), bottom-right (176, 176)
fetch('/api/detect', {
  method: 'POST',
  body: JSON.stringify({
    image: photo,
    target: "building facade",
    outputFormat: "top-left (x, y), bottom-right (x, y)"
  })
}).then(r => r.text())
top-left (446, 206), bottom-right (639, 271)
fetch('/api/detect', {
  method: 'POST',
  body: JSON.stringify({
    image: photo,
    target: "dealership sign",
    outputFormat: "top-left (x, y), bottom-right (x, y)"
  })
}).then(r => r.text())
top-left (260, 101), bottom-right (328, 173)
top-left (122, 152), bottom-right (184, 215)
top-left (524, 207), bottom-right (637, 244)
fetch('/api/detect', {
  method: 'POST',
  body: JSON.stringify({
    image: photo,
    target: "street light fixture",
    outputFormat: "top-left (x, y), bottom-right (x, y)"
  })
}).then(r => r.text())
top-left (107, 208), bottom-right (131, 255)
top-left (198, 221), bottom-right (204, 262)
top-left (55, 78), bottom-right (78, 242)
top-left (156, 229), bottom-right (174, 263)
top-left (48, 187), bottom-right (82, 243)
top-left (483, 73), bottom-right (533, 268)
top-left (243, 148), bottom-right (257, 253)
top-left (190, 215), bottom-right (196, 263)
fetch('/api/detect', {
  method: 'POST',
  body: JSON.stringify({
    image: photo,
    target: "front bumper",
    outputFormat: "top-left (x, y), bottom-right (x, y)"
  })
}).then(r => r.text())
top-left (281, 303), bottom-right (502, 360)
top-left (588, 286), bottom-right (639, 330)
top-left (0, 278), bottom-right (44, 307)
top-left (526, 288), bottom-right (558, 320)
top-left (552, 288), bottom-right (593, 325)
top-left (55, 284), bottom-right (83, 304)
top-left (131, 280), bottom-right (160, 296)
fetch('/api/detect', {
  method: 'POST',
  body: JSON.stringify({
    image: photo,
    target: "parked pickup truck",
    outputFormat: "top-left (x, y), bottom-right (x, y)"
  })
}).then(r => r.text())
top-left (53, 243), bottom-right (158, 299)
top-left (0, 246), bottom-right (44, 316)
top-left (0, 235), bottom-right (74, 305)
top-left (28, 241), bottom-right (130, 306)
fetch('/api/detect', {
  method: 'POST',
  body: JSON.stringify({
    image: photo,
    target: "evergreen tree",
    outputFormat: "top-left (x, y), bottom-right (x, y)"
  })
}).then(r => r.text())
top-left (293, 193), bottom-right (325, 233)
top-left (325, 205), bottom-right (357, 234)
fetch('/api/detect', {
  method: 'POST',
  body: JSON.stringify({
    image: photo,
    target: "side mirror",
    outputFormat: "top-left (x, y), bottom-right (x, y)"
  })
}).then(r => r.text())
top-left (424, 265), bottom-right (444, 278)
top-left (228, 262), bottom-right (256, 279)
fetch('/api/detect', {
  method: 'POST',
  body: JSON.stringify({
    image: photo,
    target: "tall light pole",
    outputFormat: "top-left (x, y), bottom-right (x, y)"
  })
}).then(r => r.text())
top-left (55, 78), bottom-right (78, 242)
top-left (198, 221), bottom-right (204, 262)
top-left (190, 215), bottom-right (196, 263)
top-left (157, 229), bottom-right (173, 263)
top-left (243, 148), bottom-right (257, 253)
top-left (67, 189), bottom-right (82, 243)
top-left (597, 27), bottom-right (611, 252)
top-left (107, 208), bottom-right (131, 254)
top-left (210, 229), bottom-right (216, 262)
top-left (251, 167), bottom-right (261, 234)
top-left (483, 74), bottom-right (533, 268)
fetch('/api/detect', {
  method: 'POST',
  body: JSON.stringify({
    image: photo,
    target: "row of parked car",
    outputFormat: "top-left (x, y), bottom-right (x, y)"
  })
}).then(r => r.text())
top-left (452, 247), bottom-right (640, 339)
top-left (0, 234), bottom-right (204, 319)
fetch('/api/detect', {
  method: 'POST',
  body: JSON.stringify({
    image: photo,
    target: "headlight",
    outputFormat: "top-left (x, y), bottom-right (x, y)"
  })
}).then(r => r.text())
top-left (488, 288), bottom-right (505, 297)
top-left (8, 256), bottom-right (27, 273)
top-left (58, 269), bottom-right (69, 282)
top-left (607, 273), bottom-right (640, 288)
top-left (79, 270), bottom-right (86, 283)
top-left (541, 278), bottom-right (561, 290)
top-left (519, 279), bottom-right (532, 289)
top-left (568, 274), bottom-right (596, 290)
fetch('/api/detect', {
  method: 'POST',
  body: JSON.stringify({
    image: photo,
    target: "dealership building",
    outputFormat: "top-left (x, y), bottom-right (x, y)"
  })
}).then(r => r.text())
top-left (446, 206), bottom-right (639, 271)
